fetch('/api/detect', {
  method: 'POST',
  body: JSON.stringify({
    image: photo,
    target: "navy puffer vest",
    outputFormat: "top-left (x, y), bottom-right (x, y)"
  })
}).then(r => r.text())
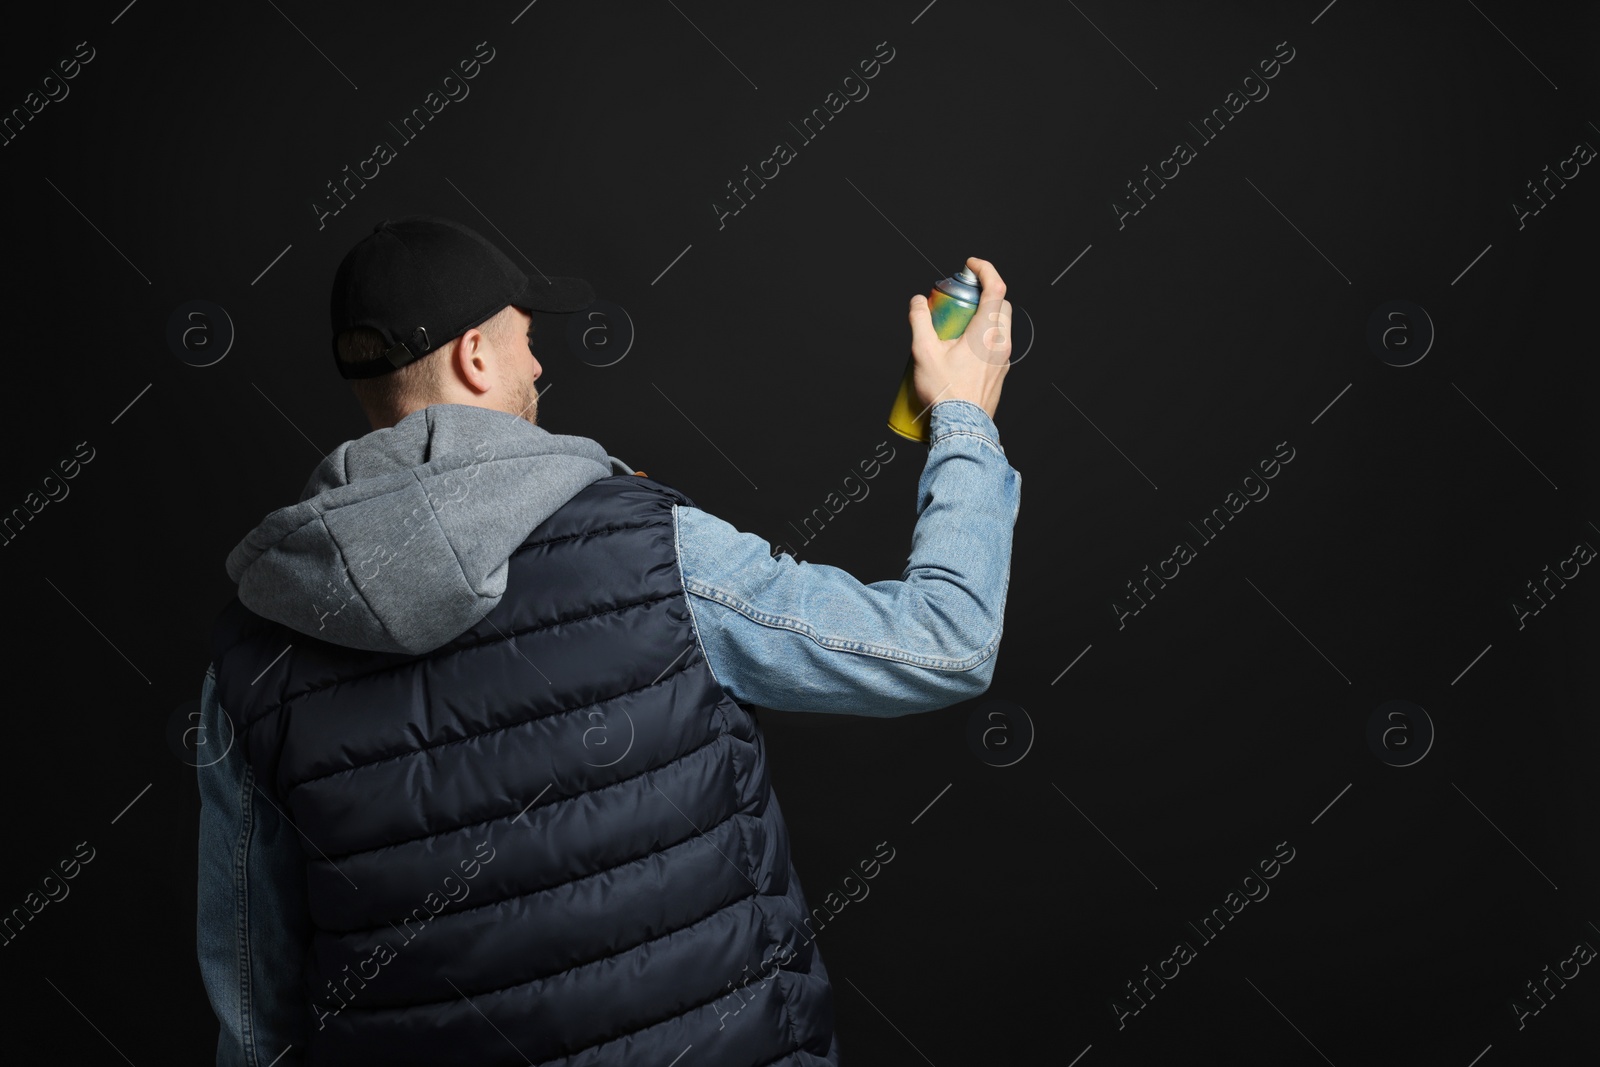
top-left (209, 474), bottom-right (842, 1066)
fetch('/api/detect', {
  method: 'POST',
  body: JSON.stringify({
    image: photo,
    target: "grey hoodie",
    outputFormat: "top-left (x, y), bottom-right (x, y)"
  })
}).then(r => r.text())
top-left (225, 403), bottom-right (635, 656)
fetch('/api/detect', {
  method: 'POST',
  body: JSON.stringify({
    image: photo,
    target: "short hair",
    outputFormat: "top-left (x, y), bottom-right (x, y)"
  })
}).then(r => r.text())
top-left (337, 308), bottom-right (515, 427)
top-left (336, 328), bottom-right (448, 428)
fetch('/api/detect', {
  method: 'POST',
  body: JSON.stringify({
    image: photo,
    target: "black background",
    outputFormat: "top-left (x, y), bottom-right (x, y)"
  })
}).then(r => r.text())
top-left (2, 1), bottom-right (1596, 1063)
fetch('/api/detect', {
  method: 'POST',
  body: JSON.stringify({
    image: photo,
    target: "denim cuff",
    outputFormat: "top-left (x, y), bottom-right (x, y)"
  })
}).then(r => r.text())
top-left (929, 399), bottom-right (1003, 453)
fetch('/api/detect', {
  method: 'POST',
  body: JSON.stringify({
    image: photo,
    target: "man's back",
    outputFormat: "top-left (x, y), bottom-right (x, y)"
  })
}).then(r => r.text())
top-left (209, 471), bottom-right (841, 1065)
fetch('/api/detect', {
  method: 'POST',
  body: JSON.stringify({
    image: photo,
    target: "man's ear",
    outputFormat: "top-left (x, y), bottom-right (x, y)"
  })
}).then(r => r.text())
top-left (449, 330), bottom-right (496, 395)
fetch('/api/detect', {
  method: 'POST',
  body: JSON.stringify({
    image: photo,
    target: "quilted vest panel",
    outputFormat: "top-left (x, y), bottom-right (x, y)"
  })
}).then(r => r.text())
top-left (209, 474), bottom-right (841, 1066)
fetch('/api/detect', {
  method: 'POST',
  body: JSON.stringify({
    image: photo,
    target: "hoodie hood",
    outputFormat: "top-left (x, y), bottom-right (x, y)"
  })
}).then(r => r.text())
top-left (226, 403), bottom-right (635, 656)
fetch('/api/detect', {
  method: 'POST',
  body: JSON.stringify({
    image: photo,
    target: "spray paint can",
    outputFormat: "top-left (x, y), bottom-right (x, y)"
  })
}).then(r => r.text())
top-left (887, 265), bottom-right (981, 443)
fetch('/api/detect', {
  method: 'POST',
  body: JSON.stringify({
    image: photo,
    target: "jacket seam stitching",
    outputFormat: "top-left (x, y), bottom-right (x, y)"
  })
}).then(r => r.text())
top-left (242, 590), bottom-right (683, 734)
top-left (514, 517), bottom-right (668, 552)
top-left (235, 757), bottom-right (258, 1065)
top-left (336, 879), bottom-right (762, 1017)
top-left (681, 575), bottom-right (1000, 671)
top-left (673, 505), bottom-right (729, 694)
top-left (317, 724), bottom-right (725, 871)
top-left (285, 624), bottom-right (695, 791)
top-left (929, 427), bottom-right (1005, 457)
top-left (326, 788), bottom-right (745, 937)
top-left (332, 885), bottom-right (811, 1067)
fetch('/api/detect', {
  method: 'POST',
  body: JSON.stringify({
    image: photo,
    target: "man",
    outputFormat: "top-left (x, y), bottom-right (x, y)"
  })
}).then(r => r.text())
top-left (197, 215), bottom-right (1020, 1065)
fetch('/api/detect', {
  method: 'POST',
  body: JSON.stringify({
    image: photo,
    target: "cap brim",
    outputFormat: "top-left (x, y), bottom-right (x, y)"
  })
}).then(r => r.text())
top-left (516, 274), bottom-right (596, 313)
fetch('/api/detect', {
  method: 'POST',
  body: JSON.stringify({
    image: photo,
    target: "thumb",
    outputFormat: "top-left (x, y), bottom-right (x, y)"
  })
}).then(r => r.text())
top-left (908, 294), bottom-right (937, 350)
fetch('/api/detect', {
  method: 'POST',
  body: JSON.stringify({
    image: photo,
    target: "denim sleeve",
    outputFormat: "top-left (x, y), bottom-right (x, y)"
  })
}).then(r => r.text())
top-left (674, 399), bottom-right (1021, 716)
top-left (196, 663), bottom-right (310, 1067)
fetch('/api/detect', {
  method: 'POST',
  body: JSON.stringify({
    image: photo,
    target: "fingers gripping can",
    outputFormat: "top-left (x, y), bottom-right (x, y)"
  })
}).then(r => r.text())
top-left (888, 265), bottom-right (981, 442)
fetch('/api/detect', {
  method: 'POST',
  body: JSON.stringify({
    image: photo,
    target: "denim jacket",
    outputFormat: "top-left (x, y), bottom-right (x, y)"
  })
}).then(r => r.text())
top-left (196, 398), bottom-right (1021, 1064)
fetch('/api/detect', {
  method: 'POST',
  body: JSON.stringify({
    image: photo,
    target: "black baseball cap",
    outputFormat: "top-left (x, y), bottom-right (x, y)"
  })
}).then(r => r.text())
top-left (330, 215), bottom-right (596, 379)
